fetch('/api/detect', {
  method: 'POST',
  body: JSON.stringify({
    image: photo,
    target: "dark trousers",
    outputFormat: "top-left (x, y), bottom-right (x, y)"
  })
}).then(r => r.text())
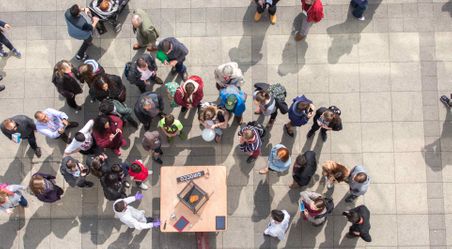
top-left (66, 95), bottom-right (79, 109)
top-left (26, 132), bottom-right (38, 150)
top-left (270, 110), bottom-right (278, 120)
top-left (309, 120), bottom-right (327, 135)
top-left (0, 32), bottom-right (14, 51)
top-left (18, 196), bottom-right (28, 207)
top-left (77, 36), bottom-right (93, 57)
top-left (136, 75), bottom-right (157, 93)
top-left (175, 60), bottom-right (186, 74)
top-left (250, 148), bottom-right (261, 158)
top-left (255, 1), bottom-right (277, 15)
top-left (351, 1), bottom-right (368, 18)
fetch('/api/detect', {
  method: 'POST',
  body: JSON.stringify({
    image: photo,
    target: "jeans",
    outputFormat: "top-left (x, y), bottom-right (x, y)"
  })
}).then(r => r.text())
top-left (0, 32), bottom-right (14, 51)
top-left (255, 1), bottom-right (277, 15)
top-left (351, 1), bottom-right (368, 18)
top-left (77, 36), bottom-right (93, 57)
top-left (26, 132), bottom-right (38, 150)
top-left (175, 60), bottom-right (186, 75)
top-left (18, 196), bottom-right (28, 207)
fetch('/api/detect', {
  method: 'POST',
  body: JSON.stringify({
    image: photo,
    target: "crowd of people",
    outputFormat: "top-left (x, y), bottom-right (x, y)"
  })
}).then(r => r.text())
top-left (0, 0), bottom-right (393, 244)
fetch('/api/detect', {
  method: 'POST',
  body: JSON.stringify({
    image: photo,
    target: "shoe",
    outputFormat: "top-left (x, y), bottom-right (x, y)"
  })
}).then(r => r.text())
top-left (153, 157), bottom-right (163, 164)
top-left (75, 105), bottom-right (82, 112)
top-left (181, 106), bottom-right (188, 112)
top-left (34, 147), bottom-right (42, 158)
top-left (170, 67), bottom-right (177, 75)
top-left (0, 50), bottom-right (8, 57)
top-left (113, 149), bottom-right (121, 156)
top-left (295, 32), bottom-right (305, 41)
top-left (133, 43), bottom-right (142, 50)
top-left (259, 167), bottom-right (269, 174)
top-left (270, 15), bottom-right (277, 25)
top-left (254, 12), bottom-right (262, 22)
top-left (146, 46), bottom-right (158, 52)
top-left (0, 75), bottom-right (3, 81)
top-left (0, 85), bottom-right (4, 92)
top-left (181, 71), bottom-right (188, 81)
top-left (284, 124), bottom-right (294, 137)
top-left (246, 156), bottom-right (257, 164)
top-left (235, 116), bottom-right (243, 125)
top-left (153, 76), bottom-right (163, 85)
top-left (114, 24), bottom-right (122, 33)
top-left (76, 53), bottom-right (88, 61)
top-left (128, 119), bottom-right (139, 129)
top-left (66, 121), bottom-right (79, 129)
top-left (139, 182), bottom-right (149, 190)
top-left (148, 169), bottom-right (153, 175)
top-left (321, 131), bottom-right (327, 142)
top-left (306, 130), bottom-right (315, 138)
top-left (124, 181), bottom-right (131, 188)
top-left (440, 95), bottom-right (451, 107)
top-left (84, 181), bottom-right (94, 188)
top-left (345, 194), bottom-right (357, 203)
top-left (357, 16), bottom-right (365, 21)
top-left (11, 48), bottom-right (21, 58)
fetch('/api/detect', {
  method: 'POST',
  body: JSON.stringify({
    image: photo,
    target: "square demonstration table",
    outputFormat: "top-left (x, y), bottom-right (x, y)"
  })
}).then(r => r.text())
top-left (160, 166), bottom-right (227, 232)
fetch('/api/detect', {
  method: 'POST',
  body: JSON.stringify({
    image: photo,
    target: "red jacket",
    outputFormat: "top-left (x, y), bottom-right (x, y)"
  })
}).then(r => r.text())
top-left (128, 160), bottom-right (149, 182)
top-left (301, 0), bottom-right (324, 23)
top-left (174, 75), bottom-right (204, 108)
top-left (93, 115), bottom-right (124, 149)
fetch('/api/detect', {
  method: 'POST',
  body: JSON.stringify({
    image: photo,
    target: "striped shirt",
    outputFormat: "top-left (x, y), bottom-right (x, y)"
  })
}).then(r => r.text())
top-left (238, 127), bottom-right (262, 153)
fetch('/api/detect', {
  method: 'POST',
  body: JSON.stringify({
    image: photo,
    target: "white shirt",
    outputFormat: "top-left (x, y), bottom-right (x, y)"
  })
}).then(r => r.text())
top-left (113, 196), bottom-right (155, 230)
top-left (64, 120), bottom-right (94, 154)
top-left (264, 210), bottom-right (290, 240)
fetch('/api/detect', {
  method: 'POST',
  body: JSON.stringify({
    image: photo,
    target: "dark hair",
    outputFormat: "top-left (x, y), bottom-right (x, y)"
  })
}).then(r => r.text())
top-left (271, 209), bottom-right (284, 223)
top-left (164, 114), bottom-right (175, 127)
top-left (106, 173), bottom-right (119, 184)
top-left (93, 115), bottom-right (110, 134)
top-left (69, 4), bottom-right (80, 17)
top-left (114, 200), bottom-right (126, 212)
top-left (99, 99), bottom-right (115, 115)
top-left (111, 164), bottom-right (122, 173)
top-left (162, 40), bottom-right (171, 53)
top-left (66, 160), bottom-right (77, 170)
top-left (297, 101), bottom-right (310, 112)
top-left (137, 58), bottom-right (147, 69)
top-left (74, 132), bottom-right (85, 142)
top-left (185, 82), bottom-right (195, 95)
top-left (130, 163), bottom-right (142, 173)
top-left (296, 154), bottom-right (307, 168)
top-left (344, 210), bottom-right (361, 223)
top-left (95, 75), bottom-right (112, 91)
top-left (313, 196), bottom-right (326, 210)
top-left (254, 90), bottom-right (270, 104)
top-left (354, 172), bottom-right (368, 183)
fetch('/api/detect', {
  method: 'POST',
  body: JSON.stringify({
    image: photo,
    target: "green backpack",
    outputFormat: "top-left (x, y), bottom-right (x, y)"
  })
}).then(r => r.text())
top-left (268, 83), bottom-right (287, 102)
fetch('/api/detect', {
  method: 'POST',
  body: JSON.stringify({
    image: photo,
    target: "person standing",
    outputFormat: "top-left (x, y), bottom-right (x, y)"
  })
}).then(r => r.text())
top-left (64, 119), bottom-right (100, 156)
top-left (290, 150), bottom-right (317, 188)
top-left (128, 159), bottom-right (152, 190)
top-left (158, 37), bottom-right (189, 80)
top-left (91, 74), bottom-right (126, 103)
top-left (86, 153), bottom-right (110, 178)
top-left (92, 114), bottom-right (126, 156)
top-left (174, 75), bottom-right (204, 113)
top-left (158, 114), bottom-right (186, 143)
top-left (321, 160), bottom-right (350, 189)
top-left (219, 85), bottom-right (247, 124)
top-left (299, 191), bottom-right (328, 226)
top-left (1, 116), bottom-right (42, 158)
top-left (0, 184), bottom-right (27, 214)
top-left (60, 156), bottom-right (94, 188)
top-left (295, 0), bottom-right (324, 41)
top-left (254, 0), bottom-right (279, 25)
top-left (263, 209), bottom-right (290, 240)
top-left (285, 95), bottom-right (315, 137)
top-left (142, 131), bottom-right (163, 164)
top-left (134, 91), bottom-right (165, 131)
top-left (131, 9), bottom-right (160, 51)
top-left (198, 103), bottom-right (229, 143)
top-left (253, 83), bottom-right (289, 128)
top-left (29, 173), bottom-right (64, 203)
top-left (99, 99), bottom-right (139, 128)
top-left (306, 106), bottom-right (342, 142)
top-left (238, 125), bottom-right (263, 164)
top-left (345, 165), bottom-right (371, 203)
top-left (350, 0), bottom-right (368, 21)
top-left (65, 4), bottom-right (100, 60)
top-left (127, 53), bottom-right (163, 93)
top-left (214, 62), bottom-right (244, 90)
top-left (0, 19), bottom-right (22, 58)
top-left (113, 192), bottom-right (161, 230)
top-left (34, 108), bottom-right (79, 144)
top-left (101, 172), bottom-right (127, 201)
top-left (52, 60), bottom-right (83, 111)
top-left (342, 205), bottom-right (372, 242)
top-left (259, 144), bottom-right (291, 174)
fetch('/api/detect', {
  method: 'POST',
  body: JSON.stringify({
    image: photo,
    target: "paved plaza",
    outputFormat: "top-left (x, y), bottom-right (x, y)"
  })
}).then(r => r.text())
top-left (0, 0), bottom-right (452, 248)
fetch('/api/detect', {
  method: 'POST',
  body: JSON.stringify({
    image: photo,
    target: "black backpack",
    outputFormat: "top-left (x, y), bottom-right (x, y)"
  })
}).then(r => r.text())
top-left (314, 197), bottom-right (334, 219)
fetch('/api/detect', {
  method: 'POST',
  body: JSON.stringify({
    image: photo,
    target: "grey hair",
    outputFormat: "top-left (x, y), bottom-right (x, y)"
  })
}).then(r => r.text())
top-left (131, 14), bottom-right (143, 25)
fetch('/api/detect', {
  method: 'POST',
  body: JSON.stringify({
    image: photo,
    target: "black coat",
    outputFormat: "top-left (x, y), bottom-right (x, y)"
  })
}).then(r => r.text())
top-left (100, 174), bottom-right (127, 201)
top-left (314, 107), bottom-right (343, 131)
top-left (32, 173), bottom-right (64, 203)
top-left (60, 156), bottom-right (91, 188)
top-left (52, 67), bottom-right (83, 99)
top-left (127, 53), bottom-right (158, 86)
top-left (292, 151), bottom-right (317, 186)
top-left (92, 74), bottom-right (126, 103)
top-left (1, 115), bottom-right (36, 139)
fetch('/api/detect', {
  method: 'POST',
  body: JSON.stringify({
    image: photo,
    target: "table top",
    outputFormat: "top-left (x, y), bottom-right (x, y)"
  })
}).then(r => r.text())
top-left (160, 166), bottom-right (227, 232)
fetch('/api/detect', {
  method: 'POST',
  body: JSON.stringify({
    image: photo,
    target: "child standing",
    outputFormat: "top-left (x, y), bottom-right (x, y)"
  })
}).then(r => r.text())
top-left (263, 209), bottom-right (290, 240)
top-left (158, 114), bottom-right (186, 143)
top-left (128, 159), bottom-right (152, 190)
top-left (142, 131), bottom-right (163, 164)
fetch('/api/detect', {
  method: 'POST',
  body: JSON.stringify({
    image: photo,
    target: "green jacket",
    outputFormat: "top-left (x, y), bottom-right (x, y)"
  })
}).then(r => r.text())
top-left (134, 9), bottom-right (159, 45)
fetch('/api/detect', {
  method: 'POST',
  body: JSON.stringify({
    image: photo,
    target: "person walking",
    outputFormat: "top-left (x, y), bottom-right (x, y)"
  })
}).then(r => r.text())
top-left (134, 91), bottom-right (165, 131)
top-left (350, 0), bottom-right (368, 21)
top-left (60, 156), bottom-right (94, 188)
top-left (65, 4), bottom-right (100, 60)
top-left (174, 75), bottom-right (204, 113)
top-left (142, 130), bottom-right (163, 164)
top-left (0, 183), bottom-right (27, 214)
top-left (259, 144), bottom-right (291, 174)
top-left (290, 150), bottom-right (317, 188)
top-left (64, 119), bottom-right (100, 156)
top-left (294, 0), bottom-right (324, 41)
top-left (263, 209), bottom-right (290, 240)
top-left (219, 85), bottom-right (247, 124)
top-left (0, 19), bottom-right (22, 58)
top-left (131, 9), bottom-right (160, 51)
top-left (92, 114), bottom-right (126, 156)
top-left (34, 108), bottom-right (79, 144)
top-left (126, 53), bottom-right (163, 93)
top-left (238, 125), bottom-right (263, 164)
top-left (214, 62), bottom-right (244, 90)
top-left (29, 173), bottom-right (64, 203)
top-left (254, 0), bottom-right (279, 25)
top-left (321, 160), bottom-right (350, 189)
top-left (158, 37), bottom-right (189, 80)
top-left (52, 60), bottom-right (83, 111)
top-left (1, 116), bottom-right (42, 157)
top-left (345, 165), bottom-right (371, 203)
top-left (306, 106), bottom-right (342, 142)
top-left (342, 205), bottom-right (372, 242)
top-left (285, 95), bottom-right (315, 137)
top-left (253, 83), bottom-right (289, 128)
top-left (113, 192), bottom-right (161, 230)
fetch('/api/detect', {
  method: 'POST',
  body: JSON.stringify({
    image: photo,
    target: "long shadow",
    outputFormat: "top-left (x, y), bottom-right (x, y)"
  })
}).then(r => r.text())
top-left (227, 152), bottom-right (254, 215)
top-left (229, 2), bottom-right (271, 73)
top-left (442, 0), bottom-right (452, 17)
top-left (278, 13), bottom-right (308, 76)
top-left (251, 179), bottom-right (272, 222)
top-left (326, 0), bottom-right (382, 64)
top-left (423, 106), bottom-right (452, 170)
top-left (107, 228), bottom-right (148, 249)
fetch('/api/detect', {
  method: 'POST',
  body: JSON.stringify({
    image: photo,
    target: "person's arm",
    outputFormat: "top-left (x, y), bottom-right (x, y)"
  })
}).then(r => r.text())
top-left (79, 120), bottom-right (94, 134)
top-left (36, 123), bottom-right (61, 139)
top-left (64, 140), bottom-right (81, 156)
top-left (0, 20), bottom-right (6, 28)
top-left (48, 108), bottom-right (69, 122)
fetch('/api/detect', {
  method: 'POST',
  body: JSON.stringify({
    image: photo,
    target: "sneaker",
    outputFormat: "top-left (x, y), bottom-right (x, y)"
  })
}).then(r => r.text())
top-left (181, 71), bottom-right (188, 81)
top-left (0, 75), bottom-right (3, 81)
top-left (148, 169), bottom-right (153, 175)
top-left (76, 53), bottom-right (88, 61)
top-left (254, 12), bottom-right (262, 22)
top-left (84, 181), bottom-right (94, 188)
top-left (284, 124), bottom-right (294, 137)
top-left (124, 181), bottom-right (131, 188)
top-left (153, 76), bottom-right (163, 85)
top-left (11, 48), bottom-right (21, 58)
top-left (170, 67), bottom-right (177, 75)
top-left (246, 156), bottom-right (257, 164)
top-left (294, 32), bottom-right (305, 42)
top-left (440, 95), bottom-right (451, 107)
top-left (270, 14), bottom-right (277, 25)
top-left (34, 147), bottom-right (42, 158)
top-left (357, 16), bottom-right (365, 21)
top-left (181, 106), bottom-right (188, 113)
top-left (0, 85), bottom-right (4, 92)
top-left (74, 105), bottom-right (82, 113)
top-left (153, 157), bottom-right (163, 164)
top-left (114, 24), bottom-right (122, 33)
top-left (0, 50), bottom-right (8, 57)
top-left (138, 182), bottom-right (149, 190)
top-left (306, 130), bottom-right (315, 138)
top-left (345, 194), bottom-right (357, 203)
top-left (321, 131), bottom-right (327, 142)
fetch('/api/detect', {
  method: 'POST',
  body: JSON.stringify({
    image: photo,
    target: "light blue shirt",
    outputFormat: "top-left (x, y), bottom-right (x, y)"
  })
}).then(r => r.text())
top-left (268, 144), bottom-right (291, 172)
top-left (35, 108), bottom-right (68, 139)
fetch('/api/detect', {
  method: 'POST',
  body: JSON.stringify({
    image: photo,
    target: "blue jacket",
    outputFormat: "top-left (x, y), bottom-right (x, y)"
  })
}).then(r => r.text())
top-left (219, 86), bottom-right (246, 116)
top-left (288, 95), bottom-right (312, 126)
top-left (64, 9), bottom-right (92, 40)
top-left (268, 144), bottom-right (291, 172)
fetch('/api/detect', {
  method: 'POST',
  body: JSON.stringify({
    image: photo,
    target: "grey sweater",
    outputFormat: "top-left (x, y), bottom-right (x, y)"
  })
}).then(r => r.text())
top-left (348, 165), bottom-right (371, 196)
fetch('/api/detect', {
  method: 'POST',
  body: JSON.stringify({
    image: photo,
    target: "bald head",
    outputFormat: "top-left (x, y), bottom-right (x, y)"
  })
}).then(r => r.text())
top-left (131, 14), bottom-right (142, 28)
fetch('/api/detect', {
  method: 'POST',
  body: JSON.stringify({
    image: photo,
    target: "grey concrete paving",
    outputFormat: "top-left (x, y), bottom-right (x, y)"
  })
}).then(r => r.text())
top-left (0, 0), bottom-right (451, 248)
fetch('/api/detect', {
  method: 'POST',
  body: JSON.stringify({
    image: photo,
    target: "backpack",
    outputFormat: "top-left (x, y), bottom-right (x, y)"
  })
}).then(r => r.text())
top-left (267, 83), bottom-right (287, 102)
top-left (314, 197), bottom-right (334, 219)
top-left (246, 121), bottom-right (266, 138)
top-left (124, 62), bottom-right (132, 79)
